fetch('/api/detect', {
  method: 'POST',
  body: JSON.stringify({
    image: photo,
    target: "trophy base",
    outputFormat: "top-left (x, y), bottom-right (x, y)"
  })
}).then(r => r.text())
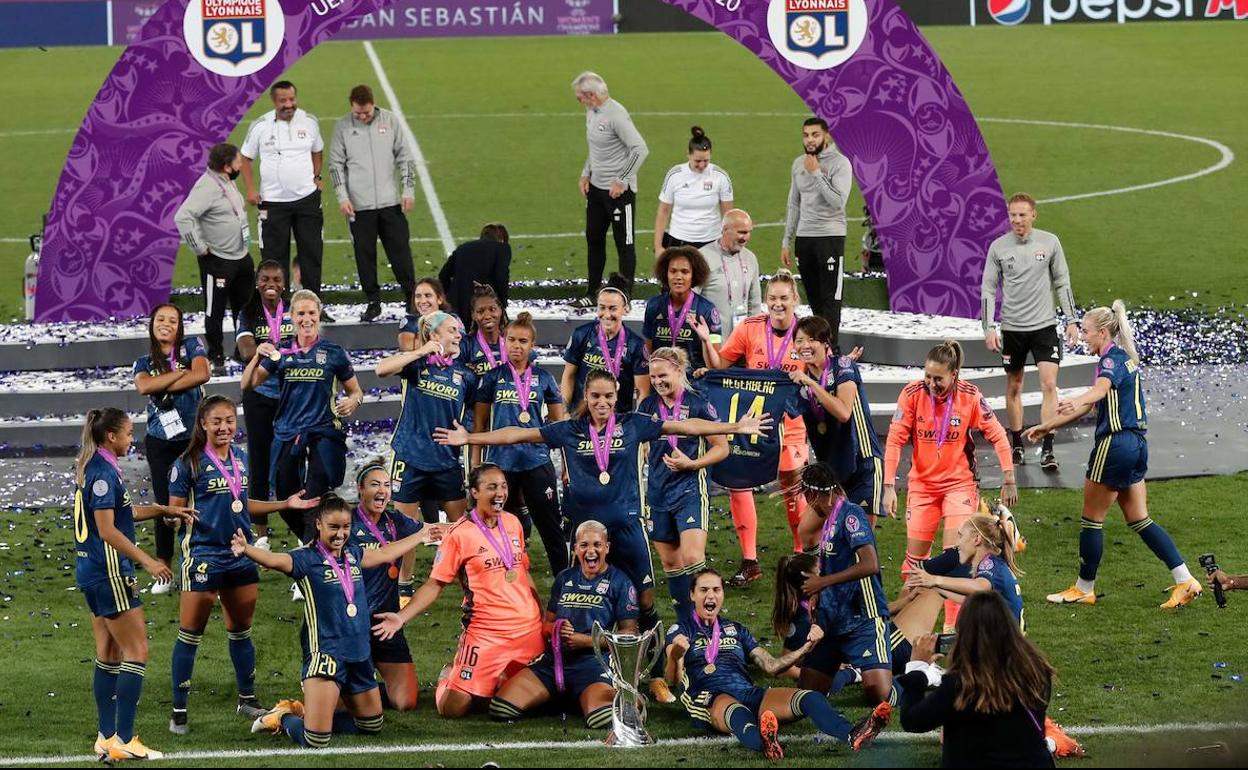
top-left (605, 727), bottom-right (657, 748)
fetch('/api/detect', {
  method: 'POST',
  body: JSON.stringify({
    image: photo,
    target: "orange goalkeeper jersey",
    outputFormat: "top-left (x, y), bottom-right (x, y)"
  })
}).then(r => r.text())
top-left (884, 380), bottom-right (1013, 493)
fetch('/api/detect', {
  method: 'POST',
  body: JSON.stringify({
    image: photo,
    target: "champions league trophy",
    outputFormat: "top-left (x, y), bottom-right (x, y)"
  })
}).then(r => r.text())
top-left (591, 621), bottom-right (664, 747)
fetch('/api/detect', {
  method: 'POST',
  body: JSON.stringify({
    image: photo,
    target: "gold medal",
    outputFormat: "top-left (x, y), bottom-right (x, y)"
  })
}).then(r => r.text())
top-left (387, 565), bottom-right (399, 580)
top-left (519, 412), bottom-right (531, 425)
top-left (231, 499), bottom-right (244, 514)
top-left (268, 350), bottom-right (281, 362)
top-left (346, 603), bottom-right (358, 617)
top-left (505, 569), bottom-right (518, 583)
top-left (818, 422), bottom-right (828, 435)
top-left (704, 663), bottom-right (716, 674)
top-left (599, 471), bottom-right (610, 485)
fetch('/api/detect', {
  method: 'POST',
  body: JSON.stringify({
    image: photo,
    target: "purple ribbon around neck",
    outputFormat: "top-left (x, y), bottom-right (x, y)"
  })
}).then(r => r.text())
top-left (587, 413), bottom-right (617, 478)
top-left (551, 618), bottom-right (567, 692)
top-left (95, 448), bottom-right (123, 480)
top-left (658, 389), bottom-right (685, 450)
top-left (166, 343), bottom-right (180, 371)
top-left (700, 615), bottom-right (722, 668)
top-left (668, 291), bottom-right (695, 348)
top-left (203, 447), bottom-right (243, 506)
top-left (766, 321), bottom-right (796, 369)
top-left (820, 498), bottom-right (846, 546)
top-left (808, 357), bottom-right (834, 421)
top-left (262, 300), bottom-right (285, 348)
top-left (596, 322), bottom-right (627, 377)
top-left (356, 504), bottom-right (400, 576)
top-left (468, 510), bottom-right (515, 571)
top-left (929, 390), bottom-right (955, 450)
top-left (315, 541), bottom-right (357, 611)
top-left (476, 329), bottom-right (504, 369)
top-left (507, 360), bottom-right (535, 418)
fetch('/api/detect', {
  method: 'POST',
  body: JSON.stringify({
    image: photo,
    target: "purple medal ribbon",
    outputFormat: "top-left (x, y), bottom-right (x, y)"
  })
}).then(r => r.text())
top-left (657, 389), bottom-right (685, 450)
top-left (587, 413), bottom-right (617, 480)
top-left (356, 504), bottom-right (400, 576)
top-left (551, 618), bottom-right (568, 692)
top-left (507, 360), bottom-right (535, 417)
top-left (808, 357), bottom-right (833, 421)
top-left (203, 447), bottom-right (244, 507)
top-left (819, 498), bottom-right (846, 546)
top-left (291, 335), bottom-right (319, 356)
top-left (167, 343), bottom-right (180, 371)
top-left (315, 541), bottom-right (357, 613)
top-left (96, 447), bottom-right (123, 480)
top-left (468, 510), bottom-right (516, 572)
top-left (668, 291), bottom-right (695, 348)
top-left (766, 321), bottom-right (796, 369)
top-left (595, 322), bottom-right (627, 377)
top-left (476, 329), bottom-right (504, 370)
top-left (701, 615), bottom-right (722, 669)
top-left (929, 391), bottom-right (955, 451)
top-left (262, 300), bottom-right (285, 348)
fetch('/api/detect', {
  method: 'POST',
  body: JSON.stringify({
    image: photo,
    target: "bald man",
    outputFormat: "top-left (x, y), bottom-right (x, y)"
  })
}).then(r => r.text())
top-left (698, 209), bottom-right (762, 338)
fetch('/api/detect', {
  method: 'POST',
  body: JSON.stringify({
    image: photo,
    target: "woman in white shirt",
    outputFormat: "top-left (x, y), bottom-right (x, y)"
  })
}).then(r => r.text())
top-left (654, 127), bottom-right (735, 257)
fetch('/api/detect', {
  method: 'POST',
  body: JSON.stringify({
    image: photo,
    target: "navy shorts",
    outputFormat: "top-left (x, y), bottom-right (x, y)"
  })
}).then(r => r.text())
top-left (647, 495), bottom-right (708, 545)
top-left (805, 616), bottom-right (892, 673)
top-left (840, 458), bottom-right (884, 521)
top-left (391, 457), bottom-right (465, 504)
top-left (1087, 431), bottom-right (1147, 490)
top-left (370, 627), bottom-right (413, 665)
top-left (302, 652), bottom-right (378, 694)
top-left (529, 651), bottom-right (612, 698)
top-left (80, 576), bottom-right (142, 618)
top-left (182, 556), bottom-right (260, 593)
top-left (683, 684), bottom-right (767, 729)
top-left (602, 519), bottom-right (655, 592)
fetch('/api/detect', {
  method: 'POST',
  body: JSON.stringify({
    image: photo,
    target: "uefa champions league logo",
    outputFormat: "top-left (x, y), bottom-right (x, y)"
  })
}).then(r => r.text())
top-left (565, 0), bottom-right (591, 17)
top-left (767, 0), bottom-right (868, 70)
top-left (183, 0), bottom-right (285, 77)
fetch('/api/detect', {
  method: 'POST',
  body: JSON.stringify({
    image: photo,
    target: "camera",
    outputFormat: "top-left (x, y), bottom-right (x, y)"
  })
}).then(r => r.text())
top-left (937, 633), bottom-right (957, 654)
top-left (1199, 553), bottom-right (1227, 609)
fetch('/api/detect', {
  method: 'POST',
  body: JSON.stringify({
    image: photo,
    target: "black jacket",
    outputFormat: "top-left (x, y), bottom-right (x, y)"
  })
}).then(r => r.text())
top-left (439, 238), bottom-right (511, 322)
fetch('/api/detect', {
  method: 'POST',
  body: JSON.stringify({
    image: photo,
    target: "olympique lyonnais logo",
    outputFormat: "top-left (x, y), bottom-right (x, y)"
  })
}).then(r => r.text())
top-left (767, 0), bottom-right (867, 71)
top-left (183, 0), bottom-right (285, 77)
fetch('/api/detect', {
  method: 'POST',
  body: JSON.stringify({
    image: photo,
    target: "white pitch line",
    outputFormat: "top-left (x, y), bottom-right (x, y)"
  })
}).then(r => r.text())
top-left (0, 720), bottom-right (1242, 766)
top-left (361, 40), bottom-right (455, 256)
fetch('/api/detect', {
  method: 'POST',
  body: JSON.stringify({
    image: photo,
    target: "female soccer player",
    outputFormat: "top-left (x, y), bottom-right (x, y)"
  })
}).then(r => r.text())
top-left (561, 275), bottom-right (650, 413)
top-left (1025, 302), bottom-right (1201, 608)
top-left (74, 408), bottom-right (195, 761)
top-left (398, 277), bottom-right (454, 351)
top-left (132, 303), bottom-right (209, 589)
top-left (489, 520), bottom-right (638, 729)
top-left (234, 260), bottom-right (292, 540)
top-left (637, 347), bottom-right (727, 625)
top-left (371, 464), bottom-right (544, 717)
top-left (241, 290), bottom-right (363, 539)
top-left (459, 284), bottom-right (509, 377)
top-left (652, 126), bottom-right (734, 255)
top-left (165, 395), bottom-right (321, 733)
top-left (474, 312), bottom-right (567, 574)
top-left (713, 268), bottom-right (807, 583)
top-left (235, 495), bottom-right (428, 748)
top-left (642, 246), bottom-right (723, 371)
top-left (906, 512), bottom-right (1025, 628)
top-left (789, 315), bottom-right (885, 525)
top-left (884, 339), bottom-right (1017, 628)
top-left (349, 460), bottom-right (444, 711)
top-left (665, 569), bottom-right (861, 759)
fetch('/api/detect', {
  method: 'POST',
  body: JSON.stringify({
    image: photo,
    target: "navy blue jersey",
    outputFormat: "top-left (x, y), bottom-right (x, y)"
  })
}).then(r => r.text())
top-left (922, 547), bottom-right (972, 579)
top-left (399, 313), bottom-right (420, 337)
top-left (132, 337), bottom-right (208, 441)
top-left (974, 553), bottom-right (1024, 627)
top-left (642, 291), bottom-right (723, 372)
top-left (667, 616), bottom-right (759, 695)
top-left (636, 390), bottom-right (717, 512)
top-left (74, 454), bottom-right (137, 588)
top-left (782, 601), bottom-right (815, 651)
top-left (168, 448), bottom-right (253, 565)
top-left (458, 332), bottom-right (507, 377)
top-left (796, 356), bottom-right (883, 480)
top-left (236, 304), bottom-right (293, 400)
top-left (391, 356), bottom-right (477, 471)
top-left (700, 368), bottom-right (801, 489)
top-left (562, 322), bottom-right (650, 413)
top-left (260, 339), bottom-right (355, 441)
top-left (548, 565), bottom-right (639, 657)
top-left (539, 413), bottom-right (663, 524)
top-left (476, 365), bottom-right (562, 472)
top-left (814, 501), bottom-right (889, 634)
top-left (290, 544), bottom-right (371, 663)
top-left (348, 507), bottom-right (423, 614)
top-left (1095, 345), bottom-right (1147, 439)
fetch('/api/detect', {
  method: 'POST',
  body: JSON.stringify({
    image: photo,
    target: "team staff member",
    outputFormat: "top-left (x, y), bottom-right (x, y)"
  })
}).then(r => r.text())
top-left (1026, 302), bottom-right (1202, 609)
top-left (699, 208), bottom-right (762, 338)
top-left (780, 118), bottom-right (853, 340)
top-left (234, 260), bottom-right (292, 537)
top-left (133, 304), bottom-right (210, 588)
top-left (174, 142), bottom-right (253, 371)
top-left (643, 246), bottom-right (723, 372)
top-left (240, 81), bottom-right (329, 313)
top-left (562, 277), bottom-right (650, 413)
top-left (166, 396), bottom-right (320, 733)
top-left (328, 84), bottom-right (418, 324)
top-left (440, 224), bottom-right (512, 322)
top-left (372, 465), bottom-right (544, 717)
top-left (981, 192), bottom-right (1079, 471)
top-left (489, 520), bottom-right (638, 729)
top-left (653, 127), bottom-right (734, 255)
top-left (571, 71), bottom-right (649, 307)
top-left (74, 408), bottom-right (195, 762)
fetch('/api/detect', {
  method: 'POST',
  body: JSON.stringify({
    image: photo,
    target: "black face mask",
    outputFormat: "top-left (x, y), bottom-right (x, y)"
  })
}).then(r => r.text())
top-left (228, 168), bottom-right (241, 181)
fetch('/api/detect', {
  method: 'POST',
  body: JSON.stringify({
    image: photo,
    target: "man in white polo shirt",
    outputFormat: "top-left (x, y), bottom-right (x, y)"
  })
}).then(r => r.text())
top-left (240, 80), bottom-right (329, 318)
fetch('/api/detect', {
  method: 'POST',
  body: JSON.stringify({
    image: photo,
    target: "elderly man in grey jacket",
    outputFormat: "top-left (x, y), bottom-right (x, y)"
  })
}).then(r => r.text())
top-left (328, 84), bottom-right (419, 322)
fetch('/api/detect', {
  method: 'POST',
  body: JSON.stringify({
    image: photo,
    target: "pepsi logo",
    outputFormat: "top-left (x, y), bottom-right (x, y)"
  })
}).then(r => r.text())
top-left (988, 0), bottom-right (1030, 24)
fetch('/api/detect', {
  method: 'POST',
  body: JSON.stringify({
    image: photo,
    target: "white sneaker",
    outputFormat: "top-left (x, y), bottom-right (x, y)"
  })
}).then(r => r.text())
top-left (253, 536), bottom-right (271, 552)
top-left (150, 579), bottom-right (173, 595)
top-left (290, 583), bottom-right (304, 602)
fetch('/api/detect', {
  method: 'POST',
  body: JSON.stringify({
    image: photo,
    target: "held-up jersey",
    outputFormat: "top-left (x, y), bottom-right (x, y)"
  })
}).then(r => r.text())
top-left (74, 454), bottom-right (137, 588)
top-left (718, 315), bottom-right (806, 446)
top-left (290, 543), bottom-right (371, 663)
top-left (1095, 345), bottom-right (1147, 439)
top-left (642, 291), bottom-right (723, 372)
top-left (168, 449), bottom-right (253, 571)
top-left (430, 513), bottom-right (542, 637)
top-left (132, 337), bottom-right (208, 441)
top-left (260, 339), bottom-right (355, 441)
top-left (348, 508), bottom-right (423, 614)
top-left (636, 391), bottom-right (717, 513)
top-left (236, 305), bottom-right (293, 400)
top-left (547, 565), bottom-right (639, 659)
top-left (699, 368), bottom-right (801, 489)
top-left (795, 355), bottom-right (883, 481)
top-left (476, 365), bottom-right (563, 472)
top-left (539, 413), bottom-right (663, 524)
top-left (814, 501), bottom-right (889, 635)
top-left (668, 616), bottom-right (758, 696)
top-left (391, 356), bottom-right (477, 471)
top-left (563, 322), bottom-right (650, 413)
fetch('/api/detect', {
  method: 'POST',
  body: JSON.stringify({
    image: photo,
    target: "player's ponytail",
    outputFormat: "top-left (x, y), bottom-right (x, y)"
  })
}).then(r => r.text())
top-left (927, 338), bottom-right (964, 375)
top-left (688, 126), bottom-right (712, 154)
top-left (772, 552), bottom-right (817, 639)
top-left (76, 408), bottom-right (129, 486)
top-left (1110, 300), bottom-right (1138, 364)
top-left (968, 513), bottom-right (1023, 577)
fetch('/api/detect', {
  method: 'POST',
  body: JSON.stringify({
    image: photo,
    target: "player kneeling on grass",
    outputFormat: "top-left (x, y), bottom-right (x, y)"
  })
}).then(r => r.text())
top-left (489, 520), bottom-right (639, 728)
top-left (666, 568), bottom-right (873, 760)
top-left (232, 495), bottom-right (429, 748)
top-left (372, 464), bottom-right (546, 718)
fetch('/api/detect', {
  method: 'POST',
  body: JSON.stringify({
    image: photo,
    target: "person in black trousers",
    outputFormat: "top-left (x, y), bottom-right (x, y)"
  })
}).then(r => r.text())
top-left (897, 591), bottom-right (1062, 767)
top-left (439, 223), bottom-right (511, 322)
